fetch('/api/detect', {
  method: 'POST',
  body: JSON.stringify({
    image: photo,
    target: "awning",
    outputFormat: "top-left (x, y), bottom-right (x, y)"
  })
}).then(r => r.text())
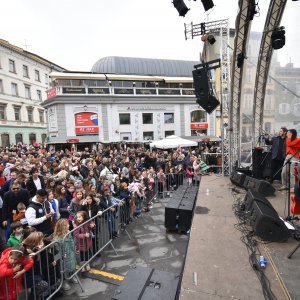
top-left (47, 135), bottom-right (101, 144)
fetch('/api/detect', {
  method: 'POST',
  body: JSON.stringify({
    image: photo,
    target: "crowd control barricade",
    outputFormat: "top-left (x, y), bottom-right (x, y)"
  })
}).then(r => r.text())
top-left (2, 241), bottom-right (63, 300)
top-left (158, 173), bottom-right (187, 198)
top-left (62, 203), bottom-right (121, 282)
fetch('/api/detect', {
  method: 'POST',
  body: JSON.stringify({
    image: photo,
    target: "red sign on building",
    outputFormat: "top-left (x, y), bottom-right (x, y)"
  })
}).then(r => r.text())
top-left (46, 87), bottom-right (57, 99)
top-left (190, 123), bottom-right (208, 129)
top-left (75, 112), bottom-right (99, 135)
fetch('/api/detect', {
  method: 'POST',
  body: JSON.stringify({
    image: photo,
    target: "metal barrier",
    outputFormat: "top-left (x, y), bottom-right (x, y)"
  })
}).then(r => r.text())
top-left (1, 241), bottom-right (63, 300)
top-left (157, 173), bottom-right (188, 198)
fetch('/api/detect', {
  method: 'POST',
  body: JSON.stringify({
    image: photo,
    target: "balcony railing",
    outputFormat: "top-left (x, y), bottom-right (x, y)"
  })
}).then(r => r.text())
top-left (49, 86), bottom-right (195, 99)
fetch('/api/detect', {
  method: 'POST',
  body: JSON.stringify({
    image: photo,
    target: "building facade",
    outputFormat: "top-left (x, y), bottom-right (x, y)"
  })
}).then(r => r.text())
top-left (0, 39), bottom-right (65, 147)
top-left (43, 57), bottom-right (216, 148)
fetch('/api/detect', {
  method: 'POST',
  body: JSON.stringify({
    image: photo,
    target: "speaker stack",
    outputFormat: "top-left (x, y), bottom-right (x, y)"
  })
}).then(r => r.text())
top-left (241, 189), bottom-right (291, 242)
top-left (165, 185), bottom-right (198, 232)
top-left (112, 266), bottom-right (179, 300)
top-left (242, 176), bottom-right (275, 197)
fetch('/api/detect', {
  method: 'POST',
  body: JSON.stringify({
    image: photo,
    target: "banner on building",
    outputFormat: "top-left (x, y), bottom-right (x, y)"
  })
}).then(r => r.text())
top-left (75, 112), bottom-right (99, 135)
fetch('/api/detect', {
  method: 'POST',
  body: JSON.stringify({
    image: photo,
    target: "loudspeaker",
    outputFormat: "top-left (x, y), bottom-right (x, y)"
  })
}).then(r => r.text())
top-left (165, 199), bottom-right (181, 231)
top-left (196, 94), bottom-right (220, 114)
top-left (112, 266), bottom-right (179, 300)
top-left (243, 188), bottom-right (273, 212)
top-left (201, 0), bottom-right (214, 11)
top-left (178, 200), bottom-right (194, 232)
top-left (252, 148), bottom-right (272, 180)
top-left (248, 200), bottom-right (290, 242)
top-left (230, 170), bottom-right (247, 187)
top-left (192, 68), bottom-right (209, 98)
top-left (243, 176), bottom-right (275, 197)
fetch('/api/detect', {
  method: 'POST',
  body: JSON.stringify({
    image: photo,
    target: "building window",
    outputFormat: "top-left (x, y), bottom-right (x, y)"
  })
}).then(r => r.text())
top-left (0, 79), bottom-right (3, 93)
top-left (23, 65), bottom-right (29, 78)
top-left (1, 134), bottom-right (10, 148)
top-left (0, 104), bottom-right (6, 120)
top-left (280, 81), bottom-right (288, 92)
top-left (24, 85), bottom-right (31, 99)
top-left (191, 110), bottom-right (207, 123)
top-left (14, 106), bottom-right (21, 121)
top-left (27, 107), bottom-right (33, 122)
top-left (11, 83), bottom-right (18, 96)
top-left (36, 90), bottom-right (42, 101)
top-left (15, 133), bottom-right (23, 144)
top-left (279, 103), bottom-right (290, 115)
top-left (244, 94), bottom-right (253, 109)
top-left (265, 122), bottom-right (271, 133)
top-left (245, 68), bottom-right (252, 83)
top-left (39, 110), bottom-right (44, 123)
top-left (164, 113), bottom-right (174, 124)
top-left (264, 94), bottom-right (272, 110)
top-left (41, 133), bottom-right (47, 143)
top-left (45, 74), bottom-right (48, 85)
top-left (35, 70), bottom-right (40, 81)
top-left (29, 133), bottom-right (36, 145)
top-left (143, 131), bottom-right (153, 141)
top-left (119, 113), bottom-right (131, 125)
top-left (142, 113), bottom-right (153, 124)
top-left (9, 59), bottom-right (16, 73)
top-left (165, 130), bottom-right (175, 137)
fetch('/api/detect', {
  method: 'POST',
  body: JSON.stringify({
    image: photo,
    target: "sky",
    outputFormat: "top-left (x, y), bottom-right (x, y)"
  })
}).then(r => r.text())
top-left (1, 0), bottom-right (299, 71)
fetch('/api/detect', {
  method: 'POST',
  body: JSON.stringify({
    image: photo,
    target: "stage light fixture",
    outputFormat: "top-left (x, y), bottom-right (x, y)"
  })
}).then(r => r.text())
top-left (271, 27), bottom-right (285, 50)
top-left (173, 0), bottom-right (190, 17)
top-left (237, 52), bottom-right (245, 68)
top-left (201, 0), bottom-right (214, 11)
top-left (207, 35), bottom-right (216, 45)
top-left (248, 0), bottom-right (258, 21)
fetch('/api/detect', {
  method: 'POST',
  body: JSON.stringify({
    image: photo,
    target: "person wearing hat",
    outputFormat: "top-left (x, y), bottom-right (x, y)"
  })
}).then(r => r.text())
top-left (26, 168), bottom-right (46, 198)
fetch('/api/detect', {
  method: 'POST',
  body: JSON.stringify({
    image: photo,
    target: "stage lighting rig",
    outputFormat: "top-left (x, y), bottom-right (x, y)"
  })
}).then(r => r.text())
top-left (248, 0), bottom-right (258, 21)
top-left (173, 0), bottom-right (190, 17)
top-left (271, 27), bottom-right (285, 50)
top-left (237, 52), bottom-right (246, 68)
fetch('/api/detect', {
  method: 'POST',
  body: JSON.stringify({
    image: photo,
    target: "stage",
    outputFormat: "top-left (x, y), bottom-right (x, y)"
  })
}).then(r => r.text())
top-left (180, 175), bottom-right (300, 300)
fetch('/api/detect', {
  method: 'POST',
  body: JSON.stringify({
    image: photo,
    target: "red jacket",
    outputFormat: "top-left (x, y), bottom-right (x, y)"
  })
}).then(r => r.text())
top-left (286, 138), bottom-right (300, 158)
top-left (0, 248), bottom-right (34, 300)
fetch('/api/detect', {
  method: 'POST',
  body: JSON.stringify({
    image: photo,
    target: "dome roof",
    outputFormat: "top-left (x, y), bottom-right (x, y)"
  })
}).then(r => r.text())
top-left (91, 56), bottom-right (199, 77)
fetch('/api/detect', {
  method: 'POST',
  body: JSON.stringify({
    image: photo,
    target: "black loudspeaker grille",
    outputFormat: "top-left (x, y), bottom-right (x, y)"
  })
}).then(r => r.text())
top-left (243, 176), bottom-right (275, 197)
top-left (249, 200), bottom-right (290, 242)
top-left (192, 68), bottom-right (209, 98)
top-left (243, 188), bottom-right (273, 212)
top-left (230, 170), bottom-right (246, 187)
top-left (201, 0), bottom-right (214, 11)
top-left (196, 94), bottom-right (220, 114)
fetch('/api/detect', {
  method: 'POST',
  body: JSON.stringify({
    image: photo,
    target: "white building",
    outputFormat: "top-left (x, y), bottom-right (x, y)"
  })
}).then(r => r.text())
top-left (0, 39), bottom-right (65, 147)
top-left (43, 56), bottom-right (218, 149)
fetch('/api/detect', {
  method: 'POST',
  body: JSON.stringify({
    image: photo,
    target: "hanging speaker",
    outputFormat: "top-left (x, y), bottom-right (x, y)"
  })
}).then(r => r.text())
top-left (196, 94), bottom-right (220, 114)
top-left (201, 0), bottom-right (214, 11)
top-left (192, 68), bottom-right (209, 98)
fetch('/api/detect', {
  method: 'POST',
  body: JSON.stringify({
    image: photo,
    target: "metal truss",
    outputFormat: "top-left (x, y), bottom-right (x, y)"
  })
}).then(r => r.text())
top-left (185, 19), bottom-right (231, 175)
top-left (252, 0), bottom-right (287, 146)
top-left (230, 0), bottom-right (255, 171)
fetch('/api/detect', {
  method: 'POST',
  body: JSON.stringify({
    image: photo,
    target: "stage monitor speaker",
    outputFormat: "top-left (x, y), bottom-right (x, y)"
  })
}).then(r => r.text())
top-left (230, 170), bottom-right (247, 187)
top-left (243, 176), bottom-right (275, 197)
top-left (249, 200), bottom-right (290, 242)
top-left (243, 188), bottom-right (273, 212)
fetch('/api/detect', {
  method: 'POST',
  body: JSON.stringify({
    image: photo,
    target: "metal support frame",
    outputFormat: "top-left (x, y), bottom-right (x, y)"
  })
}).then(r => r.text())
top-left (230, 0), bottom-right (255, 170)
top-left (252, 0), bottom-right (287, 146)
top-left (185, 19), bottom-right (231, 175)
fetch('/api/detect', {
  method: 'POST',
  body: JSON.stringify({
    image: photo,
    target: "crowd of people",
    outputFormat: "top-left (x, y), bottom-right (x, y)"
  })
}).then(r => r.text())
top-left (0, 142), bottom-right (209, 299)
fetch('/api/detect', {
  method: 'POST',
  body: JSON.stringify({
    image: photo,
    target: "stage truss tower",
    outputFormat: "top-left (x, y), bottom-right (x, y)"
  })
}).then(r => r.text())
top-left (185, 19), bottom-right (231, 175)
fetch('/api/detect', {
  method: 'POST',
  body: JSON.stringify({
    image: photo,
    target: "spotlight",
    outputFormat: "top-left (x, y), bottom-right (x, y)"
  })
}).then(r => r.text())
top-left (237, 53), bottom-right (245, 68)
top-left (271, 27), bottom-right (285, 50)
top-left (201, 0), bottom-right (214, 11)
top-left (173, 0), bottom-right (190, 17)
top-left (207, 35), bottom-right (216, 45)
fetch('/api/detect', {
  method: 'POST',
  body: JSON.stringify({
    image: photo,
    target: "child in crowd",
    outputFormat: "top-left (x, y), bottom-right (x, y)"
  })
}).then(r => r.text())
top-left (0, 245), bottom-right (34, 300)
top-left (47, 189), bottom-right (60, 230)
top-left (53, 219), bottom-right (77, 290)
top-left (73, 211), bottom-right (94, 272)
top-left (22, 231), bottom-right (48, 297)
top-left (68, 190), bottom-right (84, 222)
top-left (7, 221), bottom-right (24, 247)
top-left (12, 202), bottom-right (27, 223)
top-left (186, 166), bottom-right (194, 186)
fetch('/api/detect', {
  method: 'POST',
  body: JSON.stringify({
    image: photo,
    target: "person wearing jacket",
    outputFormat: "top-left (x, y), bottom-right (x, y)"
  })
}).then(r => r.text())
top-left (280, 129), bottom-right (300, 191)
top-left (25, 168), bottom-right (46, 198)
top-left (0, 245), bottom-right (34, 300)
top-left (265, 127), bottom-right (287, 182)
top-left (25, 189), bottom-right (54, 235)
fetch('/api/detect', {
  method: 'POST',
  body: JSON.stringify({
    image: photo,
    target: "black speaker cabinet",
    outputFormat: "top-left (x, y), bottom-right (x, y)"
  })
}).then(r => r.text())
top-left (248, 200), bottom-right (290, 242)
top-left (196, 94), bottom-right (220, 114)
top-left (243, 176), bottom-right (275, 197)
top-left (201, 0), bottom-right (214, 11)
top-left (230, 170), bottom-right (247, 187)
top-left (112, 266), bottom-right (179, 300)
top-left (165, 199), bottom-right (181, 231)
top-left (178, 200), bottom-right (194, 232)
top-left (243, 188), bottom-right (273, 212)
top-left (192, 68), bottom-right (209, 98)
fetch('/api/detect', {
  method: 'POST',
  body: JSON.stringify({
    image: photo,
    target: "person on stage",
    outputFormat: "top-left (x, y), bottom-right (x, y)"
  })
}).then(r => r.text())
top-left (264, 127), bottom-right (287, 183)
top-left (279, 129), bottom-right (300, 191)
